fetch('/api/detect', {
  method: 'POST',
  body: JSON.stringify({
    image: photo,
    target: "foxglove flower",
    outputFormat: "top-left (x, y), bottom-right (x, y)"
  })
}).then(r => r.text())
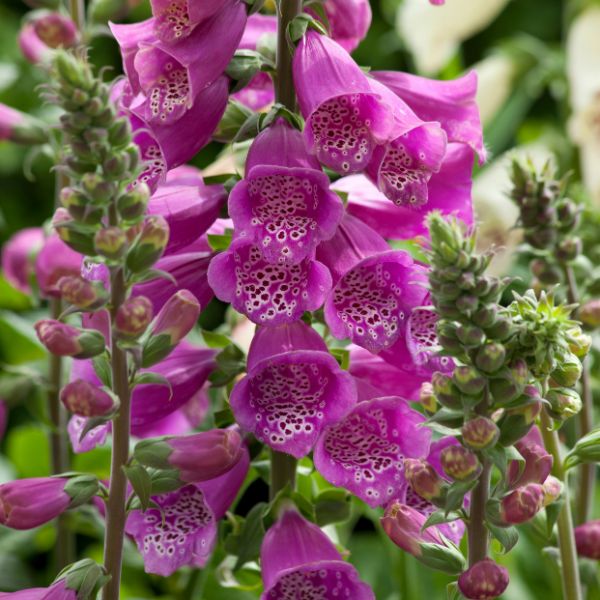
top-left (458, 559), bottom-right (509, 600)
top-left (0, 581), bottom-right (75, 599)
top-left (260, 508), bottom-right (374, 600)
top-left (1, 227), bottom-right (44, 293)
top-left (575, 520), bottom-right (600, 560)
top-left (293, 30), bottom-right (393, 175)
top-left (323, 0), bottom-right (372, 53)
top-left (314, 396), bottom-right (430, 507)
top-left (0, 476), bottom-right (98, 530)
top-left (125, 444), bottom-right (249, 576)
top-left (34, 234), bottom-right (83, 298)
top-left (230, 322), bottom-right (356, 458)
top-left (60, 380), bottom-right (115, 417)
top-left (499, 483), bottom-right (545, 525)
top-left (507, 437), bottom-right (553, 489)
top-left (0, 103), bottom-right (47, 145)
top-left (34, 320), bottom-right (105, 359)
top-left (114, 296), bottom-right (154, 340)
top-left (18, 12), bottom-right (78, 64)
top-left (229, 119), bottom-right (344, 265)
top-left (208, 238), bottom-right (331, 325)
top-left (68, 416), bottom-right (110, 454)
top-left (372, 70), bottom-right (485, 162)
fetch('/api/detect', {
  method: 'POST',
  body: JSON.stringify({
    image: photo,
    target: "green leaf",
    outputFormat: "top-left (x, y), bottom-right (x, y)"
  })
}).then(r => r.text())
top-left (209, 345), bottom-right (246, 387)
top-left (487, 522), bottom-right (519, 553)
top-left (92, 355), bottom-right (112, 388)
top-left (202, 329), bottom-right (235, 349)
top-left (0, 310), bottom-right (45, 365)
top-left (208, 232), bottom-right (234, 252)
top-left (232, 502), bottom-right (267, 570)
top-left (314, 489), bottom-right (351, 526)
top-left (422, 510), bottom-right (462, 531)
top-left (123, 464), bottom-right (152, 511)
top-left (445, 480), bottom-right (476, 513)
top-left (214, 407), bottom-right (235, 428)
top-left (545, 495), bottom-right (564, 537)
top-left (329, 347), bottom-right (349, 370)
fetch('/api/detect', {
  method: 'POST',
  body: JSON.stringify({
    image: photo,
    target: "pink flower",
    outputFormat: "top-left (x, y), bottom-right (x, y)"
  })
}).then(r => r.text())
top-left (1, 227), bottom-right (44, 293)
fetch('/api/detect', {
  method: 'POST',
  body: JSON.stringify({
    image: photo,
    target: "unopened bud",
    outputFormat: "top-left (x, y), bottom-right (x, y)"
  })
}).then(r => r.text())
top-left (60, 379), bottom-right (114, 417)
top-left (432, 372), bottom-right (461, 409)
top-left (117, 184), bottom-right (150, 222)
top-left (567, 328), bottom-right (592, 358)
top-left (475, 342), bottom-right (506, 374)
top-left (546, 387), bottom-right (582, 420)
top-left (52, 208), bottom-right (96, 255)
top-left (34, 319), bottom-right (105, 358)
top-left (0, 103), bottom-right (48, 145)
top-left (462, 416), bottom-right (499, 450)
top-left (440, 445), bottom-right (481, 482)
top-left (485, 315), bottom-right (512, 341)
top-left (456, 294), bottom-right (478, 314)
top-left (499, 483), bottom-right (544, 525)
top-left (94, 226), bottom-right (127, 260)
top-left (542, 475), bottom-right (563, 506)
top-left (556, 237), bottom-right (581, 262)
top-left (57, 559), bottom-right (109, 600)
top-left (418, 382), bottom-right (437, 412)
top-left (551, 353), bottom-right (582, 387)
top-left (453, 366), bottom-right (486, 396)
top-left (60, 187), bottom-right (104, 224)
top-left (404, 458), bottom-right (445, 502)
top-left (527, 227), bottom-right (556, 250)
top-left (530, 258), bottom-right (562, 285)
top-left (579, 300), bottom-right (600, 329)
top-left (57, 275), bottom-right (108, 310)
top-left (456, 324), bottom-right (485, 348)
top-left (458, 559), bottom-right (509, 600)
top-left (114, 296), bottom-right (153, 340)
top-left (472, 305), bottom-right (498, 328)
top-left (508, 441), bottom-right (553, 488)
top-left (575, 520), bottom-right (600, 560)
top-left (489, 360), bottom-right (528, 406)
top-left (126, 215), bottom-right (169, 273)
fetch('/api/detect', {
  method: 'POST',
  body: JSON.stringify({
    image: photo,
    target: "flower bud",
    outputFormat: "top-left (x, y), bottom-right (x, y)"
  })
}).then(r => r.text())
top-left (432, 371), bottom-right (461, 409)
top-left (527, 227), bottom-right (557, 250)
top-left (542, 475), bottom-right (563, 506)
top-left (489, 360), bottom-right (529, 406)
top-left (440, 445), bottom-right (481, 482)
top-left (418, 382), bottom-right (437, 413)
top-left (114, 296), bottom-right (153, 340)
top-left (485, 315), bottom-right (512, 341)
top-left (117, 184), bottom-right (150, 222)
top-left (472, 305), bottom-right (498, 328)
top-left (453, 366), bottom-right (486, 396)
top-left (35, 319), bottom-right (105, 358)
top-left (126, 215), bottom-right (169, 273)
top-left (508, 442), bottom-right (553, 488)
top-left (52, 208), bottom-right (97, 255)
top-left (0, 103), bottom-right (49, 145)
top-left (60, 187), bottom-right (104, 224)
top-left (458, 559), bottom-right (509, 600)
top-left (0, 475), bottom-right (98, 530)
top-left (456, 324), bottom-right (486, 348)
top-left (556, 237), bottom-right (581, 262)
top-left (56, 559), bottom-right (109, 600)
top-left (94, 226), bottom-right (128, 260)
top-left (475, 342), bottom-right (506, 374)
top-left (462, 416), bottom-right (500, 450)
top-left (81, 172), bottom-right (116, 203)
top-left (575, 520), bottom-right (600, 560)
top-left (134, 429), bottom-right (243, 486)
top-left (567, 328), bottom-right (592, 358)
top-left (579, 300), bottom-right (600, 329)
top-left (18, 12), bottom-right (78, 65)
top-left (141, 290), bottom-right (200, 367)
top-left (530, 258), bottom-right (562, 285)
top-left (546, 387), bottom-right (582, 420)
top-left (60, 379), bottom-right (115, 417)
top-left (57, 275), bottom-right (108, 310)
top-left (499, 483), bottom-right (545, 525)
top-left (456, 294), bottom-right (478, 314)
top-left (404, 458), bottom-right (445, 502)
top-left (550, 353), bottom-right (582, 387)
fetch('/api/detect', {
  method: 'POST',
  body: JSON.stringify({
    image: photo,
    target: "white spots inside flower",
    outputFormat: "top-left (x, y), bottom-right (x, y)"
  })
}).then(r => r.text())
top-left (333, 261), bottom-right (405, 352)
top-left (231, 244), bottom-right (314, 323)
top-left (310, 94), bottom-right (374, 174)
top-left (136, 143), bottom-right (166, 190)
top-left (155, 0), bottom-right (192, 42)
top-left (149, 62), bottom-right (191, 122)
top-left (378, 144), bottom-right (429, 207)
top-left (269, 566), bottom-right (360, 599)
top-left (407, 307), bottom-right (449, 372)
top-left (247, 362), bottom-right (331, 448)
top-left (247, 174), bottom-right (320, 264)
top-left (322, 406), bottom-right (404, 502)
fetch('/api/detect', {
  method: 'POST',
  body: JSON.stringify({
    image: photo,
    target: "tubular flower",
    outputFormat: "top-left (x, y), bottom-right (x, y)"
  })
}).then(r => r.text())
top-left (229, 119), bottom-right (344, 265)
top-left (574, 520), bottom-right (600, 560)
top-left (458, 559), bottom-right (509, 600)
top-left (322, 0), bottom-right (372, 53)
top-left (18, 12), bottom-right (78, 64)
top-left (34, 234), bottom-right (83, 298)
top-left (1, 227), bottom-right (44, 294)
top-left (230, 322), bottom-right (356, 458)
top-left (313, 396), bottom-right (431, 507)
top-left (260, 509), bottom-right (375, 600)
top-left (293, 30), bottom-right (393, 175)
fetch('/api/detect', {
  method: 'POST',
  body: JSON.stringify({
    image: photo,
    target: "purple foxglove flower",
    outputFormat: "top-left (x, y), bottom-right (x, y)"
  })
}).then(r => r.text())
top-left (458, 559), bottom-right (509, 600)
top-left (440, 444), bottom-right (481, 482)
top-left (148, 177), bottom-right (226, 255)
top-left (317, 214), bottom-right (429, 353)
top-left (0, 580), bottom-right (76, 599)
top-left (231, 13), bottom-right (277, 110)
top-left (229, 119), bottom-right (344, 265)
top-left (110, 2), bottom-right (245, 124)
top-left (542, 475), bottom-right (562, 506)
top-left (132, 249), bottom-right (214, 313)
top-left (261, 508), bottom-right (375, 600)
top-left (1, 227), bottom-right (44, 293)
top-left (575, 520), bottom-right (600, 560)
top-left (230, 322), bottom-right (356, 458)
top-left (60, 380), bottom-right (115, 417)
top-left (115, 296), bottom-right (154, 340)
top-left (0, 103), bottom-right (47, 145)
top-left (499, 483), bottom-right (545, 525)
top-left (134, 428), bottom-right (243, 483)
top-left (34, 320), bottom-right (105, 359)
top-left (125, 444), bottom-right (249, 576)
top-left (18, 12), bottom-right (78, 64)
top-left (322, 0), bottom-right (372, 53)
top-left (364, 77), bottom-right (448, 208)
top-left (293, 30), bottom-right (393, 175)
top-left (507, 439), bottom-right (553, 489)
top-left (372, 70), bottom-right (486, 162)
top-left (68, 416), bottom-right (110, 454)
top-left (56, 275), bottom-right (108, 310)
top-left (335, 144), bottom-right (474, 239)
top-left (208, 238), bottom-right (332, 326)
top-left (0, 476), bottom-right (97, 530)
top-left (34, 234), bottom-right (83, 298)
top-left (314, 396), bottom-right (431, 507)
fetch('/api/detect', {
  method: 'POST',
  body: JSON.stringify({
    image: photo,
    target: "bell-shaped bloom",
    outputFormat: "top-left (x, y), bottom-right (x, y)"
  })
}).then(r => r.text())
top-left (229, 119), bottom-right (344, 265)
top-left (34, 320), bottom-right (105, 359)
top-left (0, 580), bottom-right (76, 599)
top-left (34, 234), bottom-right (83, 298)
top-left (293, 30), bottom-right (393, 175)
top-left (18, 12), bottom-right (78, 64)
top-left (230, 322), bottom-right (356, 458)
top-left (232, 13), bottom-right (277, 111)
top-left (60, 380), bottom-right (115, 417)
top-left (125, 444), bottom-right (249, 576)
top-left (323, 0), bottom-right (372, 53)
top-left (261, 508), bottom-right (375, 600)
top-left (110, 2), bottom-right (244, 125)
top-left (372, 70), bottom-right (485, 162)
top-left (335, 145), bottom-right (474, 240)
top-left (1, 227), bottom-right (44, 293)
top-left (364, 77), bottom-right (448, 208)
top-left (67, 415), bottom-right (110, 454)
top-left (499, 483), bottom-right (545, 525)
top-left (114, 296), bottom-right (154, 340)
top-left (507, 438), bottom-right (553, 489)
top-left (317, 214), bottom-right (429, 354)
top-left (575, 520), bottom-right (600, 560)
top-left (314, 396), bottom-right (431, 507)
top-left (458, 559), bottom-right (509, 600)
top-left (208, 238), bottom-right (331, 326)
top-left (148, 178), bottom-right (226, 255)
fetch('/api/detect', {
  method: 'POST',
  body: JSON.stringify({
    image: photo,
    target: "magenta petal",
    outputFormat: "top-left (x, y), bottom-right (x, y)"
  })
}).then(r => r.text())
top-left (232, 72), bottom-right (275, 111)
top-left (324, 0), bottom-right (372, 53)
top-left (34, 234), bottom-right (83, 298)
top-left (125, 485), bottom-right (217, 576)
top-left (67, 416), bottom-right (110, 453)
top-left (1, 227), bottom-right (44, 294)
top-left (239, 13), bottom-right (277, 50)
top-left (230, 349), bottom-right (356, 458)
top-left (208, 239), bottom-right (332, 326)
top-left (314, 397), bottom-right (431, 507)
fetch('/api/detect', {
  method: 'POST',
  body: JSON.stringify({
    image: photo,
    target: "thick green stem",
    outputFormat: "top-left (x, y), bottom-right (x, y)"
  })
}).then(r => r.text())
top-left (467, 460), bottom-right (491, 567)
top-left (562, 265), bottom-right (595, 524)
top-left (268, 0), bottom-right (303, 501)
top-left (540, 409), bottom-right (582, 600)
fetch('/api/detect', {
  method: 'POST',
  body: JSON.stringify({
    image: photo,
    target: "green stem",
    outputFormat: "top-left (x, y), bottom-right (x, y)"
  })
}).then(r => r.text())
top-left (563, 264), bottom-right (595, 524)
top-left (540, 409), bottom-right (582, 600)
top-left (467, 460), bottom-right (491, 566)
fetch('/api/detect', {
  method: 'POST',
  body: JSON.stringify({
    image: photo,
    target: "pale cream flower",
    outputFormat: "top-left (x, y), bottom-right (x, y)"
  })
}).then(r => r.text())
top-left (474, 53), bottom-right (517, 125)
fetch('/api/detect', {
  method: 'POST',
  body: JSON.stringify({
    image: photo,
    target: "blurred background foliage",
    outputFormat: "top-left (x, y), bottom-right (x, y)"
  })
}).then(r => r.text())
top-left (1, 0), bottom-right (600, 598)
